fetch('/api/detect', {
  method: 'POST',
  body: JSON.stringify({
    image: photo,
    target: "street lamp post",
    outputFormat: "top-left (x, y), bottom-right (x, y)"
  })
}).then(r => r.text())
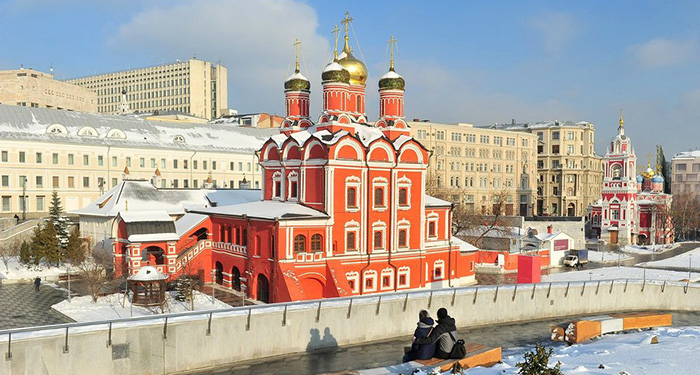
top-left (21, 177), bottom-right (26, 221)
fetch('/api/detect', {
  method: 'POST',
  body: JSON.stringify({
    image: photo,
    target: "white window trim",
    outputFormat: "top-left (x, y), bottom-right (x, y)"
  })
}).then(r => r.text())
top-left (345, 176), bottom-right (361, 212)
top-left (397, 176), bottom-right (412, 210)
top-left (372, 221), bottom-right (387, 251)
top-left (272, 171), bottom-right (283, 201)
top-left (397, 219), bottom-right (410, 250)
top-left (344, 220), bottom-right (360, 253)
top-left (397, 266), bottom-right (410, 288)
top-left (380, 268), bottom-right (394, 291)
top-left (287, 171), bottom-right (299, 202)
top-left (426, 213), bottom-right (439, 240)
top-left (372, 177), bottom-right (389, 212)
top-left (346, 271), bottom-right (360, 294)
top-left (363, 270), bottom-right (377, 293)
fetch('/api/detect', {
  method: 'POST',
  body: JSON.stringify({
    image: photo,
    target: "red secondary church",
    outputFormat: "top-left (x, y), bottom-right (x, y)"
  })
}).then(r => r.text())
top-left (108, 16), bottom-right (477, 303)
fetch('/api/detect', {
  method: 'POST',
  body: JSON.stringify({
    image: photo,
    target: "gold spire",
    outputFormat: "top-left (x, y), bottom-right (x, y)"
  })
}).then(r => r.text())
top-left (341, 11), bottom-right (353, 53)
top-left (331, 24), bottom-right (340, 61)
top-left (293, 38), bottom-right (301, 72)
top-left (387, 35), bottom-right (398, 71)
top-left (619, 109), bottom-right (624, 127)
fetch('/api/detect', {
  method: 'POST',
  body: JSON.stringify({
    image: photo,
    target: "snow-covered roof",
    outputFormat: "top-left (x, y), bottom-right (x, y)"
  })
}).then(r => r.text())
top-left (425, 195), bottom-right (452, 207)
top-left (128, 233), bottom-right (180, 242)
top-left (380, 70), bottom-right (403, 80)
top-left (451, 237), bottom-right (478, 252)
top-left (175, 213), bottom-right (209, 236)
top-left (194, 200), bottom-right (329, 220)
top-left (72, 180), bottom-right (261, 217)
top-left (128, 266), bottom-right (168, 281)
top-left (323, 61), bottom-right (346, 72)
top-left (673, 150), bottom-right (700, 159)
top-left (0, 104), bottom-right (278, 153)
top-left (120, 210), bottom-right (172, 223)
top-left (484, 120), bottom-right (594, 131)
top-left (285, 71), bottom-right (309, 82)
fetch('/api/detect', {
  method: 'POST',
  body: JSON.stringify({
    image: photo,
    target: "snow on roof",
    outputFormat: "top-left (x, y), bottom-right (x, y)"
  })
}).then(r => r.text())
top-left (120, 210), bottom-right (172, 223)
top-left (72, 180), bottom-right (261, 217)
top-left (424, 195), bottom-right (452, 207)
top-left (128, 266), bottom-right (168, 281)
top-left (285, 71), bottom-right (309, 82)
top-left (354, 124), bottom-right (384, 146)
top-left (485, 120), bottom-right (594, 131)
top-left (323, 61), bottom-right (346, 72)
top-left (175, 213), bottom-right (209, 236)
top-left (194, 200), bottom-right (329, 220)
top-left (128, 233), bottom-right (180, 242)
top-left (0, 104), bottom-right (278, 153)
top-left (393, 134), bottom-right (412, 149)
top-left (380, 70), bottom-right (403, 80)
top-left (673, 150), bottom-right (700, 159)
top-left (451, 237), bottom-right (478, 252)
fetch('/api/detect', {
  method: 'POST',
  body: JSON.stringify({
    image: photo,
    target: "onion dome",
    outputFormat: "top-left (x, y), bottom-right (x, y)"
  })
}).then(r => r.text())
top-left (641, 166), bottom-right (655, 179)
top-left (652, 174), bottom-right (664, 183)
top-left (636, 174), bottom-right (643, 183)
top-left (378, 68), bottom-right (405, 91)
top-left (322, 61), bottom-right (350, 84)
top-left (284, 69), bottom-right (310, 91)
top-left (338, 49), bottom-right (367, 85)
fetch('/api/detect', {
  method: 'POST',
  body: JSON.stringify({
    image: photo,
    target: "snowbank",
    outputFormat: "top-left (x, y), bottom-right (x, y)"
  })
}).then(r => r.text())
top-left (542, 266), bottom-right (700, 283)
top-left (621, 243), bottom-right (679, 254)
top-left (0, 257), bottom-right (69, 283)
top-left (638, 247), bottom-right (700, 271)
top-left (52, 291), bottom-right (230, 322)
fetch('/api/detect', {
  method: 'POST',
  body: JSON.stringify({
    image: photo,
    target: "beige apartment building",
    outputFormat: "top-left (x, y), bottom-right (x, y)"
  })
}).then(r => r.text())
top-left (66, 59), bottom-right (228, 120)
top-left (410, 121), bottom-right (538, 216)
top-left (490, 121), bottom-right (603, 217)
top-left (0, 105), bottom-right (278, 218)
top-left (671, 150), bottom-right (700, 198)
top-left (0, 68), bottom-right (97, 113)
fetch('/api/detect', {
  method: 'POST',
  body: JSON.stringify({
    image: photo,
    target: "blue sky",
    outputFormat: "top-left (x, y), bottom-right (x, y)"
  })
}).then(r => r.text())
top-left (2, 0), bottom-right (699, 160)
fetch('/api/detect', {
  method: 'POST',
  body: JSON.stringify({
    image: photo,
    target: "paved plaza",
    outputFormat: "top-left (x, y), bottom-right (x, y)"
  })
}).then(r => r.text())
top-left (0, 283), bottom-right (72, 329)
top-left (184, 311), bottom-right (700, 375)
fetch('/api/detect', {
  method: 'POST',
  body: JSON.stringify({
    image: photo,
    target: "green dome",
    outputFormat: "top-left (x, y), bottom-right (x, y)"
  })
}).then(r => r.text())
top-left (378, 69), bottom-right (405, 91)
top-left (322, 61), bottom-right (350, 84)
top-left (284, 70), bottom-right (310, 91)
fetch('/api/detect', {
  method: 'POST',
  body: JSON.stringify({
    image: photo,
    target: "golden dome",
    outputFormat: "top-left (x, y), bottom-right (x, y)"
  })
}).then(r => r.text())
top-left (338, 43), bottom-right (367, 86)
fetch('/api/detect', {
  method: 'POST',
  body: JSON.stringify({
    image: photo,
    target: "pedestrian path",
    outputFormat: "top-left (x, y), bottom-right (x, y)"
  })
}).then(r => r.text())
top-left (183, 311), bottom-right (700, 375)
top-left (0, 283), bottom-right (72, 329)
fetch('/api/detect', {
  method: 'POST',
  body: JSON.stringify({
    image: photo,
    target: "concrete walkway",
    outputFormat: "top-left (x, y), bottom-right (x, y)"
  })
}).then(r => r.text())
top-left (182, 311), bottom-right (700, 375)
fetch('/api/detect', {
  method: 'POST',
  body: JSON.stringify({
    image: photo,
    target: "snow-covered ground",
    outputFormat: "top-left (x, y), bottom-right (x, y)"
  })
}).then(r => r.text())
top-left (52, 291), bottom-right (230, 322)
top-left (638, 247), bottom-right (700, 271)
top-left (587, 250), bottom-right (632, 264)
top-left (0, 256), bottom-right (69, 283)
top-left (621, 243), bottom-right (679, 254)
top-left (542, 266), bottom-right (700, 282)
top-left (459, 327), bottom-right (700, 374)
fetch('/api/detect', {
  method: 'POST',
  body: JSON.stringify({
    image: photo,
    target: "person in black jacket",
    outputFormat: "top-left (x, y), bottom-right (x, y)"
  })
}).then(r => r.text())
top-left (403, 310), bottom-right (436, 362)
top-left (414, 307), bottom-right (458, 359)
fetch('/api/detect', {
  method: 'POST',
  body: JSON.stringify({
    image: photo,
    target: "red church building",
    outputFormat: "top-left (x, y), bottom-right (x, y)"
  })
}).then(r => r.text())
top-left (589, 115), bottom-right (673, 246)
top-left (108, 16), bottom-right (477, 303)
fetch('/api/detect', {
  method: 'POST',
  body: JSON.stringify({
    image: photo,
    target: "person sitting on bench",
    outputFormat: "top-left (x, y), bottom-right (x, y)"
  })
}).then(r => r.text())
top-left (403, 310), bottom-right (436, 362)
top-left (414, 307), bottom-right (458, 359)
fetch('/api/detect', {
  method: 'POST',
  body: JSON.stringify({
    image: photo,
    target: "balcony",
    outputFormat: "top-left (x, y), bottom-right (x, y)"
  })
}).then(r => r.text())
top-left (212, 242), bottom-right (247, 256)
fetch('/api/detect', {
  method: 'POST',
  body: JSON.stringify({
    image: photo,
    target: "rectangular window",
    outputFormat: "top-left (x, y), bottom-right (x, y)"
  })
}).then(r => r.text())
top-left (68, 177), bottom-right (75, 188)
top-left (1, 196), bottom-right (10, 212)
top-left (112, 178), bottom-right (118, 187)
top-left (290, 181), bottom-right (298, 198)
top-left (347, 187), bottom-right (357, 208)
top-left (173, 179), bottom-right (179, 188)
top-left (83, 177), bottom-right (89, 188)
top-left (36, 196), bottom-right (45, 211)
top-left (552, 131), bottom-right (560, 140)
top-left (1, 176), bottom-right (7, 187)
top-left (183, 179), bottom-right (189, 188)
top-left (373, 231), bottom-right (383, 249)
top-left (347, 232), bottom-right (356, 250)
top-left (161, 158), bottom-right (166, 169)
top-left (112, 156), bottom-right (117, 167)
top-left (552, 145), bottom-right (560, 154)
top-left (35, 176), bottom-right (43, 188)
top-left (139, 158), bottom-right (145, 168)
top-left (398, 229), bottom-right (407, 247)
top-left (212, 161), bottom-right (217, 170)
top-left (373, 187), bottom-right (385, 208)
top-left (19, 152), bottom-right (25, 163)
top-left (36, 152), bottom-right (42, 164)
top-left (52, 176), bottom-right (59, 188)
top-left (83, 154), bottom-right (89, 166)
top-left (238, 162), bottom-right (243, 171)
top-left (68, 154), bottom-right (74, 165)
top-left (398, 188), bottom-right (408, 206)
top-left (193, 160), bottom-right (198, 170)
top-left (98, 155), bottom-right (104, 166)
top-left (1, 151), bottom-right (7, 162)
top-left (173, 159), bottom-right (178, 169)
top-left (274, 181), bottom-right (281, 197)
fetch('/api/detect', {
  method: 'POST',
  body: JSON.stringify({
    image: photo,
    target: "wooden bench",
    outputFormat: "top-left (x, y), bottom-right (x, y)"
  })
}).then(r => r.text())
top-left (415, 343), bottom-right (502, 372)
top-left (551, 311), bottom-right (672, 344)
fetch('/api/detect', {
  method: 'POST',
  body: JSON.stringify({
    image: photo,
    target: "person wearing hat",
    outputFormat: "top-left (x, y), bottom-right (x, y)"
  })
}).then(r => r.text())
top-left (414, 307), bottom-right (458, 359)
top-left (403, 310), bottom-right (436, 362)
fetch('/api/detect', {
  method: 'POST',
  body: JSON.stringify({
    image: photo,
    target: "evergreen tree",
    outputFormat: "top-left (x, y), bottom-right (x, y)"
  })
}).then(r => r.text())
top-left (49, 191), bottom-right (69, 250)
top-left (18, 241), bottom-right (31, 265)
top-left (32, 222), bottom-right (61, 267)
top-left (515, 344), bottom-right (564, 375)
top-left (29, 225), bottom-right (44, 265)
top-left (65, 226), bottom-right (86, 265)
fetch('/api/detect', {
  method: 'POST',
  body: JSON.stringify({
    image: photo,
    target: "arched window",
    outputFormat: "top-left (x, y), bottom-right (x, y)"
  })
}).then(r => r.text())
top-left (294, 234), bottom-right (306, 253)
top-left (347, 187), bottom-right (357, 208)
top-left (398, 188), bottom-right (408, 206)
top-left (398, 229), bottom-right (407, 247)
top-left (346, 232), bottom-right (356, 250)
top-left (611, 164), bottom-right (622, 180)
top-left (310, 234), bottom-right (323, 252)
top-left (374, 187), bottom-right (384, 207)
top-left (373, 231), bottom-right (383, 249)
top-left (428, 221), bottom-right (437, 238)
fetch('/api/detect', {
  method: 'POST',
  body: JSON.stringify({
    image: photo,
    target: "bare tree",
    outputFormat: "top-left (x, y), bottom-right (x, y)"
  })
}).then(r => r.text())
top-left (78, 237), bottom-right (113, 302)
top-left (0, 238), bottom-right (20, 273)
top-left (671, 191), bottom-right (700, 241)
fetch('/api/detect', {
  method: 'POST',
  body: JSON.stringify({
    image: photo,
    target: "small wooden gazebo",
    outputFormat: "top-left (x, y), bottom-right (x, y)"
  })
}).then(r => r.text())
top-left (128, 266), bottom-right (168, 307)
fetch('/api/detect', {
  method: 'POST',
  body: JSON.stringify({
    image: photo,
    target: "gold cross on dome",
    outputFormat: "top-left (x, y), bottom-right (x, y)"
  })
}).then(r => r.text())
top-left (387, 35), bottom-right (398, 70)
top-left (293, 38), bottom-right (301, 72)
top-left (341, 11), bottom-right (353, 51)
top-left (331, 24), bottom-right (341, 60)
